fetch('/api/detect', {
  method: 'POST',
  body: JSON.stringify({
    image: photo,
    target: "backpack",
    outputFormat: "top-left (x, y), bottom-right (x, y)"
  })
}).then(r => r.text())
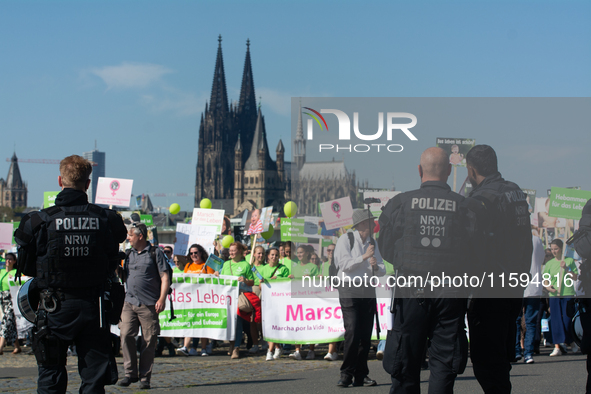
top-left (331, 232), bottom-right (376, 277)
top-left (568, 213), bottom-right (591, 261)
top-left (124, 246), bottom-right (175, 321)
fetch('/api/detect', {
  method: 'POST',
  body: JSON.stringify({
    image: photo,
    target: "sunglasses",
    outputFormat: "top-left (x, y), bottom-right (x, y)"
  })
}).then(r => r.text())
top-left (190, 252), bottom-right (200, 255)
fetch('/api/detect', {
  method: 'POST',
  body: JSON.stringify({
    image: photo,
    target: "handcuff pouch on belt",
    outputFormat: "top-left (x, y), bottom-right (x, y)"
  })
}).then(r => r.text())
top-left (32, 290), bottom-right (63, 367)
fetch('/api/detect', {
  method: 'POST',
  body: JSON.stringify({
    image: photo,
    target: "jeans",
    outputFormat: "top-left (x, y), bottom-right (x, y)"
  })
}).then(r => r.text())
top-left (515, 298), bottom-right (541, 358)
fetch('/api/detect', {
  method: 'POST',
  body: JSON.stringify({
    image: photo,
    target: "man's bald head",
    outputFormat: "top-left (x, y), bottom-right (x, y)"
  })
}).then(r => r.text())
top-left (419, 147), bottom-right (451, 182)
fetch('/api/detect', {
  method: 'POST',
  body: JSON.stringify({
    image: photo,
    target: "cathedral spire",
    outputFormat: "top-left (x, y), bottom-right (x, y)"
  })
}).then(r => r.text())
top-left (244, 108), bottom-right (275, 171)
top-left (6, 152), bottom-right (23, 188)
top-left (209, 34), bottom-right (229, 114)
top-left (238, 39), bottom-right (256, 117)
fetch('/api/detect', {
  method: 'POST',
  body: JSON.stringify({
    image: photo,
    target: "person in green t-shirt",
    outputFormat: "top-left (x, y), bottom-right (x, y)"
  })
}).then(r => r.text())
top-left (0, 253), bottom-right (21, 355)
top-left (289, 246), bottom-right (320, 280)
top-left (280, 241), bottom-right (297, 274)
top-left (215, 242), bottom-right (254, 359)
top-left (260, 247), bottom-right (290, 361)
top-left (248, 246), bottom-right (267, 354)
top-left (543, 239), bottom-right (580, 356)
top-left (288, 245), bottom-right (319, 361)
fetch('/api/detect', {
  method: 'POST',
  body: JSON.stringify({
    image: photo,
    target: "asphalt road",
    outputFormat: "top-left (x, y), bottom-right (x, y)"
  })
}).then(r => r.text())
top-left (1, 345), bottom-right (587, 393)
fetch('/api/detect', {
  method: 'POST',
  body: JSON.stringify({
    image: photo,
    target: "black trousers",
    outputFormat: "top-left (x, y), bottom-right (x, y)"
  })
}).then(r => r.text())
top-left (384, 297), bottom-right (467, 394)
top-left (339, 297), bottom-right (376, 380)
top-left (38, 297), bottom-right (111, 394)
top-left (467, 298), bottom-right (522, 394)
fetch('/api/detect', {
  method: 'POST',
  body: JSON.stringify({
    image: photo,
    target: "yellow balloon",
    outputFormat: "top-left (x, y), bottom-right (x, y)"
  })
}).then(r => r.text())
top-left (284, 201), bottom-right (297, 218)
top-left (200, 198), bottom-right (212, 209)
top-left (221, 235), bottom-right (234, 249)
top-left (169, 203), bottom-right (181, 215)
top-left (262, 225), bottom-right (274, 240)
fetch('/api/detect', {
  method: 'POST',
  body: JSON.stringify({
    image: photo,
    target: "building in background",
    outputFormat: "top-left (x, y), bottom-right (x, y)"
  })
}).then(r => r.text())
top-left (83, 146), bottom-right (105, 203)
top-left (0, 152), bottom-right (28, 209)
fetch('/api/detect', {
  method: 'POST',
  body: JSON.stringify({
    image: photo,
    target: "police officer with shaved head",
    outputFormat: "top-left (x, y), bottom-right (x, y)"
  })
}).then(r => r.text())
top-left (465, 145), bottom-right (532, 393)
top-left (378, 147), bottom-right (484, 393)
top-left (14, 155), bottom-right (127, 394)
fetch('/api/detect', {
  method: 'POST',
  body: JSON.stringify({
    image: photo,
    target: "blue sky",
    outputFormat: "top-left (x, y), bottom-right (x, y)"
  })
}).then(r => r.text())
top-left (1, 0), bottom-right (590, 211)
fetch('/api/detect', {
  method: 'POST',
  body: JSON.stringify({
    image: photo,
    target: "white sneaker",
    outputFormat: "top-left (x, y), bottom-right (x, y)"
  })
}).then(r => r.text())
top-left (273, 347), bottom-right (282, 360)
top-left (248, 345), bottom-right (260, 354)
top-left (177, 346), bottom-right (189, 356)
top-left (324, 352), bottom-right (338, 361)
top-left (201, 350), bottom-right (209, 356)
top-left (188, 348), bottom-right (199, 356)
top-left (549, 347), bottom-right (562, 357)
top-left (289, 351), bottom-right (302, 360)
top-left (572, 343), bottom-right (580, 353)
top-left (266, 351), bottom-right (274, 361)
top-left (306, 350), bottom-right (315, 360)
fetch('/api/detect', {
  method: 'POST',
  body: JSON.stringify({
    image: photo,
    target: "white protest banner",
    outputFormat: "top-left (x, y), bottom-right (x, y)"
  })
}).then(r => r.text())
top-left (0, 223), bottom-right (14, 250)
top-left (319, 197), bottom-right (354, 230)
top-left (363, 191), bottom-right (400, 218)
top-left (261, 279), bottom-right (392, 344)
top-left (192, 208), bottom-right (225, 233)
top-left (158, 274), bottom-right (239, 340)
top-left (95, 177), bottom-right (134, 207)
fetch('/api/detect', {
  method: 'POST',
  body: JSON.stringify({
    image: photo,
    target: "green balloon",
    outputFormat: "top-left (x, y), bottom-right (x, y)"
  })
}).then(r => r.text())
top-left (200, 198), bottom-right (212, 209)
top-left (221, 235), bottom-right (234, 248)
top-left (262, 225), bottom-right (274, 240)
top-left (169, 203), bottom-right (181, 215)
top-left (284, 201), bottom-right (297, 218)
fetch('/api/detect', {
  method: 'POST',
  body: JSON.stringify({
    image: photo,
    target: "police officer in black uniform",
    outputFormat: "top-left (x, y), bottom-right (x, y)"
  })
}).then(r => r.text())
top-left (378, 147), bottom-right (484, 393)
top-left (464, 145), bottom-right (532, 394)
top-left (14, 155), bottom-right (127, 394)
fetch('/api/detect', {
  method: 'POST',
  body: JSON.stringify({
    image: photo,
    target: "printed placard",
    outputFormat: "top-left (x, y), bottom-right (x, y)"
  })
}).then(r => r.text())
top-left (436, 137), bottom-right (475, 167)
top-left (158, 274), bottom-right (239, 340)
top-left (0, 223), bottom-right (14, 249)
top-left (140, 214), bottom-right (154, 227)
top-left (192, 208), bottom-right (225, 234)
top-left (205, 254), bottom-right (225, 273)
top-left (95, 177), bottom-right (134, 207)
top-left (43, 191), bottom-right (60, 208)
top-left (319, 197), bottom-right (354, 230)
top-left (280, 218), bottom-right (307, 242)
top-left (548, 187), bottom-right (591, 220)
top-left (174, 223), bottom-right (218, 256)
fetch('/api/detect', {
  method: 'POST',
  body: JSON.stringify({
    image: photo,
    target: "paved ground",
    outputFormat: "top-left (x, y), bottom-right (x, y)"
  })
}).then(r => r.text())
top-left (0, 343), bottom-right (588, 393)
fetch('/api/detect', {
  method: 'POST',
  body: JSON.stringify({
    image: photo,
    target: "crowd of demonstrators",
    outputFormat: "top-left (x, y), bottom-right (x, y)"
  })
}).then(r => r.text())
top-left (5, 151), bottom-right (591, 393)
top-left (0, 253), bottom-right (20, 355)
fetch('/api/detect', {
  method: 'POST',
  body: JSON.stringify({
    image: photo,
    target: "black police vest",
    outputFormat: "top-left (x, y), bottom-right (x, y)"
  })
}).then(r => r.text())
top-left (471, 177), bottom-right (531, 276)
top-left (396, 187), bottom-right (474, 276)
top-left (35, 204), bottom-right (111, 289)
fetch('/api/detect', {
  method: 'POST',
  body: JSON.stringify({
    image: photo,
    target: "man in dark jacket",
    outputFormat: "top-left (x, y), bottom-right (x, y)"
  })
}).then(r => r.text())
top-left (465, 145), bottom-right (532, 394)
